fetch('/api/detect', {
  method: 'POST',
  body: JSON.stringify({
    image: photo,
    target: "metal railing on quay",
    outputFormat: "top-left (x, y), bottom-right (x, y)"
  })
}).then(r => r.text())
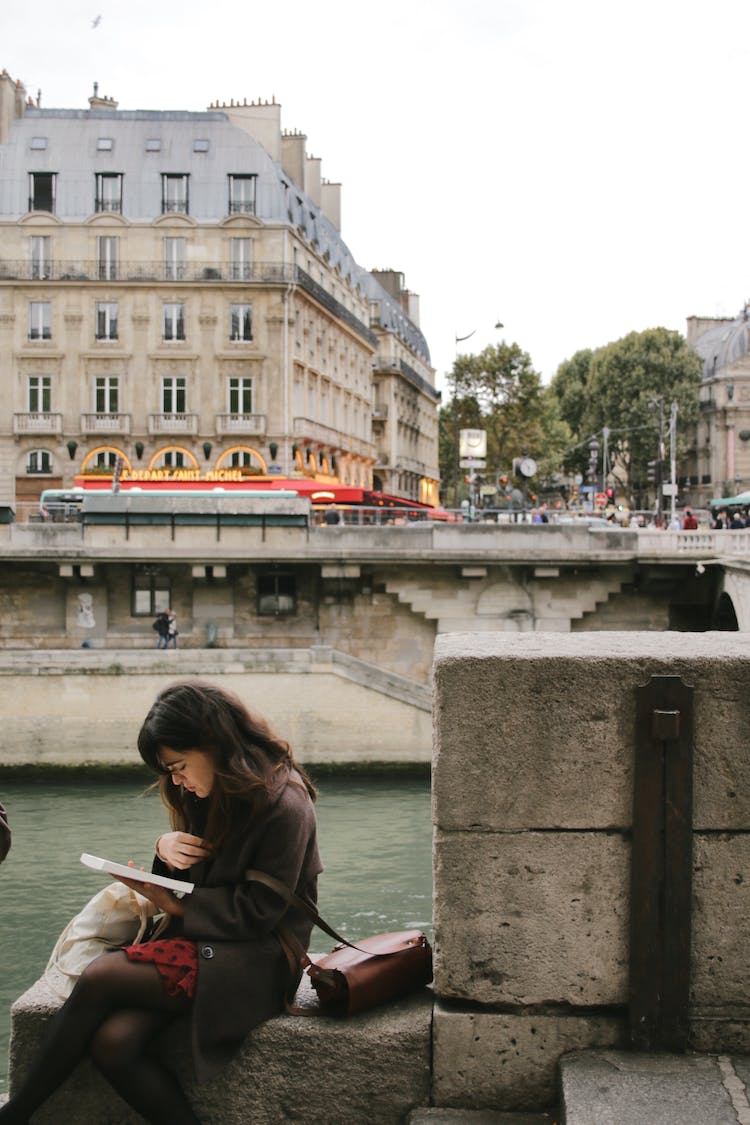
top-left (311, 506), bottom-right (444, 527)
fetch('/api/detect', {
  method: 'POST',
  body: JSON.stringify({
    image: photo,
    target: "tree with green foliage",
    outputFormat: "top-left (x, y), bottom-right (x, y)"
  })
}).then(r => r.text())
top-left (439, 342), bottom-right (570, 506)
top-left (547, 349), bottom-right (595, 479)
top-left (548, 329), bottom-right (703, 504)
top-left (581, 328), bottom-right (702, 502)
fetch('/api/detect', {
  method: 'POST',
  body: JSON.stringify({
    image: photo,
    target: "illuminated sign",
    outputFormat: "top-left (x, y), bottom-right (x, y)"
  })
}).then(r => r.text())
top-left (116, 469), bottom-right (251, 482)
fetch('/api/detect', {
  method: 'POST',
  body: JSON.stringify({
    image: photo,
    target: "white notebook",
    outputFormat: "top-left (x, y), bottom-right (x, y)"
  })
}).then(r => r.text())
top-left (80, 852), bottom-right (194, 895)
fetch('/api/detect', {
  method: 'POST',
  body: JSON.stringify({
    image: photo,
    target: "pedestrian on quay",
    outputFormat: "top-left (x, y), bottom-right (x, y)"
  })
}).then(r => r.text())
top-left (682, 508), bottom-right (698, 530)
top-left (152, 610), bottom-right (170, 649)
top-left (0, 679), bottom-right (321, 1125)
top-left (0, 800), bottom-right (10, 863)
top-left (166, 610), bottom-right (178, 649)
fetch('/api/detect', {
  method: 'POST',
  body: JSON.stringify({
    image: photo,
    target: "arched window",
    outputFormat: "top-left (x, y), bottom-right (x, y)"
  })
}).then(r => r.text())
top-left (157, 450), bottom-right (186, 469)
top-left (27, 449), bottom-right (52, 474)
top-left (95, 450), bottom-right (119, 470)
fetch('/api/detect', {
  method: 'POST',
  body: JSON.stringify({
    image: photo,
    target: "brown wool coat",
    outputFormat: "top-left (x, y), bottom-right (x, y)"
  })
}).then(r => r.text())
top-left (153, 774), bottom-right (322, 1082)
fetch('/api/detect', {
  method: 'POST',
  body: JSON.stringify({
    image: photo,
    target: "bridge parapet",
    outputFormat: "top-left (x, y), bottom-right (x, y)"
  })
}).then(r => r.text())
top-left (638, 527), bottom-right (750, 556)
top-left (3, 520), bottom-right (747, 565)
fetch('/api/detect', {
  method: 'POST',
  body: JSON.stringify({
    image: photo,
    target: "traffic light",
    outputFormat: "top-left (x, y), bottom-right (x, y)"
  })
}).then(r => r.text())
top-left (647, 459), bottom-right (660, 484)
top-left (605, 487), bottom-right (615, 506)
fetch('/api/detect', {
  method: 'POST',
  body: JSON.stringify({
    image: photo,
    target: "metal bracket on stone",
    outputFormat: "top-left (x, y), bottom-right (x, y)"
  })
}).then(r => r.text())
top-left (629, 674), bottom-right (694, 1052)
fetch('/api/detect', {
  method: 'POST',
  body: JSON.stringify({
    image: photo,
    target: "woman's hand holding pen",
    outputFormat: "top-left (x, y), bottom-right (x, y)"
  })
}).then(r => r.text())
top-left (155, 831), bottom-right (211, 870)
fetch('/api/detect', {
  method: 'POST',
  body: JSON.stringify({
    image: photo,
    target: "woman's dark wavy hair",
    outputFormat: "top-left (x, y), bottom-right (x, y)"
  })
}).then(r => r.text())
top-left (138, 679), bottom-right (316, 848)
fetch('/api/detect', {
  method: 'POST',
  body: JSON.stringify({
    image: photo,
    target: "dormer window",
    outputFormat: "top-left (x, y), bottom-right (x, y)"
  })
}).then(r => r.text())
top-left (161, 174), bottom-right (189, 215)
top-left (28, 172), bottom-right (55, 213)
top-left (95, 172), bottom-right (123, 213)
top-left (228, 174), bottom-right (256, 215)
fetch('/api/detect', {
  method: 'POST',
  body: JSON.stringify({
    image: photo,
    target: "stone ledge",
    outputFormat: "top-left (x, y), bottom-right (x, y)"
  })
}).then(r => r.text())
top-left (559, 1049), bottom-right (750, 1125)
top-left (9, 976), bottom-right (433, 1124)
top-left (432, 1004), bottom-right (625, 1112)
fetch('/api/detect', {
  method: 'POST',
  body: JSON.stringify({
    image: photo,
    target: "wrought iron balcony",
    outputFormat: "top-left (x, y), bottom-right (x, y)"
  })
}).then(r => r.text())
top-left (81, 413), bottom-right (131, 435)
top-left (0, 260), bottom-right (297, 284)
top-left (13, 413), bottom-right (63, 435)
top-left (215, 413), bottom-right (266, 436)
top-left (148, 413), bottom-right (198, 435)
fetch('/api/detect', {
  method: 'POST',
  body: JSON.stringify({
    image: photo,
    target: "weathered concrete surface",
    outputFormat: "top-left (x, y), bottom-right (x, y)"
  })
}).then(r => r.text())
top-left (692, 835), bottom-right (750, 1008)
top-left (431, 632), bottom-right (750, 1111)
top-left (433, 830), bottom-right (750, 1021)
top-left (0, 647), bottom-right (431, 764)
top-left (559, 1050), bottom-right (750, 1125)
top-left (432, 631), bottom-right (750, 831)
top-left (9, 976), bottom-right (432, 1123)
top-left (433, 832), bottom-right (629, 1006)
top-left (432, 1007), bottom-right (624, 1113)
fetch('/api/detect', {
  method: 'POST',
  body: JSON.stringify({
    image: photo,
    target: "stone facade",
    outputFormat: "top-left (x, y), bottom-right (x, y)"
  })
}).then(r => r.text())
top-left (432, 631), bottom-right (750, 1112)
top-left (686, 309), bottom-right (750, 507)
top-left (0, 70), bottom-right (440, 517)
top-left (0, 649), bottom-right (432, 765)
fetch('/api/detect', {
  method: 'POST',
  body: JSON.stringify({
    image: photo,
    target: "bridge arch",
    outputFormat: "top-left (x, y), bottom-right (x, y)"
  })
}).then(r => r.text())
top-left (715, 570), bottom-right (748, 630)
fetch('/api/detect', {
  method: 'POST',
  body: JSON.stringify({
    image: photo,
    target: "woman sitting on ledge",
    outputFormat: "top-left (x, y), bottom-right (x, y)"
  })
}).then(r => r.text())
top-left (0, 679), bottom-right (321, 1125)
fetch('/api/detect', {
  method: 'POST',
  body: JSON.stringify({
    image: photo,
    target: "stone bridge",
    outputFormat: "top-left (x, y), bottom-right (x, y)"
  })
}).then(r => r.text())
top-left (2, 519), bottom-right (746, 639)
top-left (0, 520), bottom-right (748, 768)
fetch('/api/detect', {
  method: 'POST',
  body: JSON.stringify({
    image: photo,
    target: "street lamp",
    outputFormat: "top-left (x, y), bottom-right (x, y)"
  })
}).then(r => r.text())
top-left (452, 331), bottom-right (476, 508)
top-left (451, 324), bottom-right (502, 509)
top-left (648, 396), bottom-right (665, 522)
top-left (668, 401), bottom-right (678, 524)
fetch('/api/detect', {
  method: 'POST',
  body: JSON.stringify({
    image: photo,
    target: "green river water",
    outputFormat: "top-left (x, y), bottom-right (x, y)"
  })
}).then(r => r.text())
top-left (0, 773), bottom-right (432, 1094)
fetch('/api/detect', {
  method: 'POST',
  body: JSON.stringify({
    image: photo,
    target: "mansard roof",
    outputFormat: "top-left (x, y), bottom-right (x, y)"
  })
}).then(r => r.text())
top-left (0, 103), bottom-right (430, 364)
top-left (692, 307), bottom-right (750, 380)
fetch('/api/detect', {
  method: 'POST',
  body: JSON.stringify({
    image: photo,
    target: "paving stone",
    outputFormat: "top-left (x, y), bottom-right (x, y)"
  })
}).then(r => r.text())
top-left (559, 1049), bottom-right (749, 1125)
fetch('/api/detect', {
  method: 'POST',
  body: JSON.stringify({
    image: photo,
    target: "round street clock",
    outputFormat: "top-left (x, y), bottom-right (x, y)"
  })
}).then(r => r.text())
top-left (519, 457), bottom-right (537, 478)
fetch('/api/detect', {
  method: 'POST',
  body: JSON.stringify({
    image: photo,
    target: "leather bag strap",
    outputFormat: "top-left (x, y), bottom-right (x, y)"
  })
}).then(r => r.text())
top-left (245, 867), bottom-right (368, 954)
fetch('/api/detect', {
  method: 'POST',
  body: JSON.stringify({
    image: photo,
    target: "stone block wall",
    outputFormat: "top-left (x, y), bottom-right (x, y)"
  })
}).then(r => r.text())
top-left (431, 631), bottom-right (750, 1113)
top-left (0, 649), bottom-right (431, 765)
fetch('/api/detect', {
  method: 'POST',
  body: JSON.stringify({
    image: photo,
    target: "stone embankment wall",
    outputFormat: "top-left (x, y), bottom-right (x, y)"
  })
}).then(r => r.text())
top-left (0, 648), bottom-right (431, 766)
top-left (431, 631), bottom-right (750, 1113)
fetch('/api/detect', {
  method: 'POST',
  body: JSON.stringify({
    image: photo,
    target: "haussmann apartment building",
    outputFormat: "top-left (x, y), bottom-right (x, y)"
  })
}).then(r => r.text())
top-left (0, 71), bottom-right (440, 520)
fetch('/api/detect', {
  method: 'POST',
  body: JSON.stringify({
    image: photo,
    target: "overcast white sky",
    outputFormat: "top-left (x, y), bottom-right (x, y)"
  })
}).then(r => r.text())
top-left (3, 0), bottom-right (749, 391)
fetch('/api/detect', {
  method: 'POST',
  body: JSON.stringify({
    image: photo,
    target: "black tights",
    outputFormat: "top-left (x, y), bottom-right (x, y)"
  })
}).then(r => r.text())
top-left (0, 951), bottom-right (202, 1125)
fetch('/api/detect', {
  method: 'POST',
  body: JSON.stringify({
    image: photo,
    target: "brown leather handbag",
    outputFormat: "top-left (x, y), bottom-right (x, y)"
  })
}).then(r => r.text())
top-left (245, 868), bottom-right (433, 1016)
